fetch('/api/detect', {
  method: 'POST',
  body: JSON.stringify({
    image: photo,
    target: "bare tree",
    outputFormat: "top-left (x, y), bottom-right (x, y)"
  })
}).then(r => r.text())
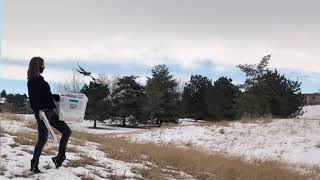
top-left (54, 69), bottom-right (86, 93)
top-left (97, 73), bottom-right (120, 94)
top-left (175, 77), bottom-right (187, 94)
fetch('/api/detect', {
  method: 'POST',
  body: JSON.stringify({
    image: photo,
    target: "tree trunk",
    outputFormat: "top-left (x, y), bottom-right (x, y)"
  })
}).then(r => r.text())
top-left (93, 120), bottom-right (97, 128)
top-left (122, 116), bottom-right (126, 127)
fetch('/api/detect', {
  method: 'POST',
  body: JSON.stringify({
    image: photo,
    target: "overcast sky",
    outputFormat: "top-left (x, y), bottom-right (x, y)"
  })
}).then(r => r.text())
top-left (1, 0), bottom-right (320, 93)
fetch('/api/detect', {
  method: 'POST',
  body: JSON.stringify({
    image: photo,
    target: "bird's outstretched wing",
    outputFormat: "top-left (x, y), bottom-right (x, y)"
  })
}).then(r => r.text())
top-left (76, 63), bottom-right (92, 76)
top-left (76, 68), bottom-right (84, 74)
top-left (77, 62), bottom-right (86, 72)
top-left (76, 62), bottom-right (101, 83)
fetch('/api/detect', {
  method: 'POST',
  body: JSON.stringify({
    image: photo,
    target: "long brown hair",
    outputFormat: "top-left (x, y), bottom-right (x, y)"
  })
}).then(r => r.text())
top-left (27, 57), bottom-right (44, 79)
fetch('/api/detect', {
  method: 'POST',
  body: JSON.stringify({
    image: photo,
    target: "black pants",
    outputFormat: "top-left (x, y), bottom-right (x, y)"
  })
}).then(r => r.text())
top-left (32, 110), bottom-right (72, 162)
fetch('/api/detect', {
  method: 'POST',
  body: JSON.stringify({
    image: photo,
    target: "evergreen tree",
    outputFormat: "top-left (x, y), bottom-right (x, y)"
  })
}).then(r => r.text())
top-left (256, 70), bottom-right (304, 117)
top-left (233, 92), bottom-right (270, 119)
top-left (237, 54), bottom-right (271, 90)
top-left (181, 75), bottom-right (212, 120)
top-left (206, 77), bottom-right (240, 120)
top-left (144, 64), bottom-right (179, 126)
top-left (81, 82), bottom-right (110, 128)
top-left (235, 55), bottom-right (303, 118)
top-left (112, 76), bottom-right (145, 127)
top-left (1, 90), bottom-right (7, 98)
top-left (234, 55), bottom-right (272, 118)
top-left (6, 93), bottom-right (28, 112)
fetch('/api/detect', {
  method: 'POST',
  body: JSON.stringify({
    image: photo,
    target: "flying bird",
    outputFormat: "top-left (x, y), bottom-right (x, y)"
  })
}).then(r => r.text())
top-left (76, 63), bottom-right (101, 84)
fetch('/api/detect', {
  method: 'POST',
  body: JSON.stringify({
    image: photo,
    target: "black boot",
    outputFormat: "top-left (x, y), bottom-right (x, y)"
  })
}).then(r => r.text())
top-left (52, 155), bottom-right (66, 169)
top-left (30, 159), bottom-right (41, 174)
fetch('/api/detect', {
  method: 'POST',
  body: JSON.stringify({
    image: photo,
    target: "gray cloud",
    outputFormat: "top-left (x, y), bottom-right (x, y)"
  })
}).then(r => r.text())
top-left (3, 0), bottom-right (320, 71)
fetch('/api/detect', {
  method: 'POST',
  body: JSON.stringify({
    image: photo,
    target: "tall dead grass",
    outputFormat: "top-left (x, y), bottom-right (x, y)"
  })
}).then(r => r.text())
top-left (0, 113), bottom-right (26, 122)
top-left (71, 130), bottom-right (312, 180)
top-left (0, 164), bottom-right (7, 175)
top-left (14, 130), bottom-right (37, 146)
top-left (66, 153), bottom-right (98, 168)
top-left (0, 127), bottom-right (5, 137)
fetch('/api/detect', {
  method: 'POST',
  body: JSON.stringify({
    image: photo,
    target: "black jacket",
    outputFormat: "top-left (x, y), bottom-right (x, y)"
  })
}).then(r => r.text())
top-left (27, 75), bottom-right (59, 114)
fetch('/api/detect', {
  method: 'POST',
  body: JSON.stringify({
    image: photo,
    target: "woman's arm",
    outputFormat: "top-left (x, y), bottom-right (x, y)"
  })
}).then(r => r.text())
top-left (28, 79), bottom-right (41, 114)
top-left (52, 94), bottom-right (60, 102)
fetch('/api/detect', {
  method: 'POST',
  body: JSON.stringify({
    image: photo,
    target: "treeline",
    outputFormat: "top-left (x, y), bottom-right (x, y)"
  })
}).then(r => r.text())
top-left (0, 90), bottom-right (32, 113)
top-left (81, 55), bottom-right (304, 127)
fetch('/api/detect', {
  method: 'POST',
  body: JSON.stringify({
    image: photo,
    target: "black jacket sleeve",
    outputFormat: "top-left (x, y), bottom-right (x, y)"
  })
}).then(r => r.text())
top-left (52, 94), bottom-right (60, 102)
top-left (28, 76), bottom-right (56, 113)
top-left (27, 79), bottom-right (41, 114)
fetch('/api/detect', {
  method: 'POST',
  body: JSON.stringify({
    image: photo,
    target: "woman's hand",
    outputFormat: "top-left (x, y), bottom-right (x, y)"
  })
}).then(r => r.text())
top-left (35, 112), bottom-right (42, 121)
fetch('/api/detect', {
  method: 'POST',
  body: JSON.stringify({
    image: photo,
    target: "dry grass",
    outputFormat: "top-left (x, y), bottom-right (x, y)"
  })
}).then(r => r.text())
top-left (65, 153), bottom-right (98, 168)
top-left (75, 173), bottom-right (95, 180)
top-left (0, 113), bottom-right (37, 130)
top-left (21, 148), bottom-right (34, 154)
top-left (8, 143), bottom-right (20, 148)
top-left (13, 170), bottom-right (30, 178)
top-left (0, 127), bottom-right (5, 137)
top-left (70, 138), bottom-right (87, 146)
top-left (307, 166), bottom-right (320, 178)
top-left (159, 123), bottom-right (180, 129)
top-left (0, 165), bottom-right (7, 175)
top-left (14, 130), bottom-right (37, 146)
top-left (43, 146), bottom-right (57, 155)
top-left (106, 174), bottom-right (127, 180)
top-left (25, 120), bottom-right (38, 130)
top-left (213, 121), bottom-right (232, 127)
top-left (240, 114), bottom-right (273, 124)
top-left (70, 130), bottom-right (312, 180)
top-left (197, 120), bottom-right (232, 127)
top-left (80, 174), bottom-right (96, 180)
top-left (0, 113), bottom-right (26, 122)
top-left (131, 166), bottom-right (165, 180)
top-left (66, 145), bottom-right (81, 153)
top-left (92, 169), bottom-right (107, 179)
top-left (182, 140), bottom-right (194, 147)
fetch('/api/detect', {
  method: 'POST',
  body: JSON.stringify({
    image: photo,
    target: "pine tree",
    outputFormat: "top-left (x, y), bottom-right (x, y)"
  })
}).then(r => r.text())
top-left (234, 55), bottom-right (272, 118)
top-left (256, 70), bottom-right (304, 117)
top-left (181, 75), bottom-right (212, 120)
top-left (206, 77), bottom-right (240, 120)
top-left (235, 55), bottom-right (303, 118)
top-left (1, 90), bottom-right (7, 98)
top-left (81, 82), bottom-right (110, 128)
top-left (144, 64), bottom-right (179, 126)
top-left (112, 76), bottom-right (145, 127)
top-left (237, 54), bottom-right (271, 90)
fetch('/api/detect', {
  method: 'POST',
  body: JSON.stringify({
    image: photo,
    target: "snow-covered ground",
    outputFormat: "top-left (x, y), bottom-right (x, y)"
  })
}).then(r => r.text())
top-left (124, 106), bottom-right (320, 170)
top-left (0, 119), bottom-right (144, 180)
top-left (127, 119), bottom-right (320, 168)
top-left (1, 105), bottom-right (320, 179)
top-left (300, 105), bottom-right (320, 120)
top-left (0, 115), bottom-right (197, 180)
top-left (68, 120), bottom-right (145, 135)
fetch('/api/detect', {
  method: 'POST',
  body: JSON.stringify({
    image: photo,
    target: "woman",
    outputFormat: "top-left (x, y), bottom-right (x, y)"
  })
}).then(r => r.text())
top-left (27, 57), bottom-right (72, 173)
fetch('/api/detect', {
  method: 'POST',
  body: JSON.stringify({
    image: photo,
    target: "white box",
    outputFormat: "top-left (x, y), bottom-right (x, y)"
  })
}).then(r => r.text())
top-left (56, 93), bottom-right (88, 123)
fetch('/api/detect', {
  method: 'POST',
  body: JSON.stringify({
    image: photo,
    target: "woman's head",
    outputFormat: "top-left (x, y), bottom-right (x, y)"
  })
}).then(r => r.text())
top-left (27, 57), bottom-right (45, 79)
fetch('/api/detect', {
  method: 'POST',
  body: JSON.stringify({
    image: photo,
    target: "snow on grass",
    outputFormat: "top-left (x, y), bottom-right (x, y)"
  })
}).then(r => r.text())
top-left (127, 118), bottom-right (320, 170)
top-left (68, 119), bottom-right (145, 135)
top-left (1, 112), bottom-right (319, 179)
top-left (0, 115), bottom-right (146, 180)
top-left (300, 105), bottom-right (320, 120)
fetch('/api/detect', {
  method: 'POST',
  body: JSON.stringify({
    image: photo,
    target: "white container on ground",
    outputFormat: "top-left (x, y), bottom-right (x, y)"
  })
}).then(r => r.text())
top-left (56, 93), bottom-right (88, 123)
